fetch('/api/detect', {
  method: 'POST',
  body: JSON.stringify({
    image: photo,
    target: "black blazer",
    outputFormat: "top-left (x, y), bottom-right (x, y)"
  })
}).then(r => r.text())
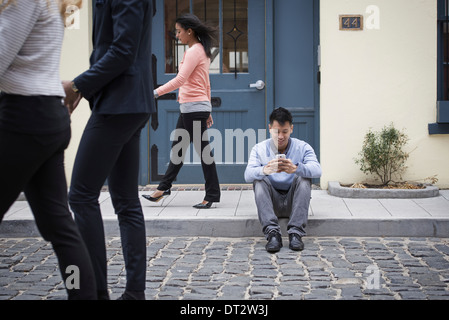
top-left (74, 0), bottom-right (155, 114)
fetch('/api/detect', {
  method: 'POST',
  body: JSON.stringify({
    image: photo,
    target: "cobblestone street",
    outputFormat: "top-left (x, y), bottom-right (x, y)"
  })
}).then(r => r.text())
top-left (1, 236), bottom-right (449, 301)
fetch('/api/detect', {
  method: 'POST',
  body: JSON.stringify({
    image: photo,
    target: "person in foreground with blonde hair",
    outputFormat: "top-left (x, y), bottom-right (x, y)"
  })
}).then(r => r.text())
top-left (0, 0), bottom-right (96, 299)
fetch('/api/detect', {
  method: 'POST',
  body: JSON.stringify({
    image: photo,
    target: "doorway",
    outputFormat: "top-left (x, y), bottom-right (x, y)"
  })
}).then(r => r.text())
top-left (140, 0), bottom-right (319, 185)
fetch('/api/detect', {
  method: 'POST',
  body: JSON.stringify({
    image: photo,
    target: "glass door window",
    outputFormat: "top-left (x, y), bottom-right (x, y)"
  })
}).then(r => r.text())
top-left (164, 0), bottom-right (248, 77)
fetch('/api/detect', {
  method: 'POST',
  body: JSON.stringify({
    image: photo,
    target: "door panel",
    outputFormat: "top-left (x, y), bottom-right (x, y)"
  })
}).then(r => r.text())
top-left (274, 0), bottom-right (320, 152)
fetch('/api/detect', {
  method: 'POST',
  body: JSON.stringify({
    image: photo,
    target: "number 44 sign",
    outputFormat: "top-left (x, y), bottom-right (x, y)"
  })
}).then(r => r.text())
top-left (340, 5), bottom-right (380, 31)
top-left (340, 15), bottom-right (363, 30)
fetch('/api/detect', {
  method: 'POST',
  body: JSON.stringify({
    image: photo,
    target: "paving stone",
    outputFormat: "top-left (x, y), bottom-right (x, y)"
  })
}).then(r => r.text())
top-left (219, 285), bottom-right (247, 299)
top-left (398, 291), bottom-right (428, 300)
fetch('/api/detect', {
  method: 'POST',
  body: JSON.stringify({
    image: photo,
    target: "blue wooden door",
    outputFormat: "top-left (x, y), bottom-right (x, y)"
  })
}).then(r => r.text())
top-left (146, 0), bottom-right (266, 184)
top-left (271, 0), bottom-right (320, 158)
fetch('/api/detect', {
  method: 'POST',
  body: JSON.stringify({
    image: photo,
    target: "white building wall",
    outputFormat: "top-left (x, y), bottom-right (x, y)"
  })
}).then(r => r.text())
top-left (60, 3), bottom-right (92, 185)
top-left (320, 0), bottom-right (449, 188)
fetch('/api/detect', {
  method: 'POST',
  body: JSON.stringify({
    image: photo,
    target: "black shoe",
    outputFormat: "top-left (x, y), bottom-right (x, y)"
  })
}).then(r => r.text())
top-left (142, 189), bottom-right (171, 202)
top-left (193, 201), bottom-right (213, 209)
top-left (117, 290), bottom-right (145, 300)
top-left (265, 231), bottom-right (282, 253)
top-left (289, 233), bottom-right (304, 251)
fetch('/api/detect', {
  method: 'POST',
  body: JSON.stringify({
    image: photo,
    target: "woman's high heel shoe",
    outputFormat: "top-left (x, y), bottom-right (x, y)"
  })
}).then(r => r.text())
top-left (142, 189), bottom-right (171, 203)
top-left (193, 201), bottom-right (213, 209)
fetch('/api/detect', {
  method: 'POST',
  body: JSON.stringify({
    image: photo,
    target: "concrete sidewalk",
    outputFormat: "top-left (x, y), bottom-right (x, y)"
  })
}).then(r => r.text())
top-left (1, 186), bottom-right (449, 238)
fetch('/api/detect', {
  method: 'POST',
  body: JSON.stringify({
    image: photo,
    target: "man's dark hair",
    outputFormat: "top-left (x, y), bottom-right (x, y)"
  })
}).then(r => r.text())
top-left (269, 107), bottom-right (293, 126)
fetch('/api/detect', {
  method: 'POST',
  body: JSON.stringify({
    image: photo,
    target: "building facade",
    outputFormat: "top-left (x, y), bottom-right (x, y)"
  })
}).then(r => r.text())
top-left (61, 0), bottom-right (449, 189)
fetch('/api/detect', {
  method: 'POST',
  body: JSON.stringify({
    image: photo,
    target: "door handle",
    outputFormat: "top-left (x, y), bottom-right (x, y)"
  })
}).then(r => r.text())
top-left (249, 80), bottom-right (265, 90)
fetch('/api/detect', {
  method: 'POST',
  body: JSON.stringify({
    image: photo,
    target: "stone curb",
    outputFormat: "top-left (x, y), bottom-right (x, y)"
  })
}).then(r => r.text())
top-left (328, 181), bottom-right (440, 199)
top-left (2, 216), bottom-right (449, 238)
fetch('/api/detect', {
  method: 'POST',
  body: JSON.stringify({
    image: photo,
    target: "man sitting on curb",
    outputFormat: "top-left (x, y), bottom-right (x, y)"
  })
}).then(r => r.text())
top-left (244, 107), bottom-right (322, 253)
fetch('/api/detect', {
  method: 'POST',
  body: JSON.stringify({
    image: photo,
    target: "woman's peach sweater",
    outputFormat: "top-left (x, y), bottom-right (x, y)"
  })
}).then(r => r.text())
top-left (156, 43), bottom-right (211, 104)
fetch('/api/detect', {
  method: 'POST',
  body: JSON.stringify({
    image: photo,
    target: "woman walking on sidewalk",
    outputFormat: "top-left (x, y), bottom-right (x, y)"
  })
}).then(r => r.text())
top-left (0, 0), bottom-right (96, 299)
top-left (143, 14), bottom-right (221, 209)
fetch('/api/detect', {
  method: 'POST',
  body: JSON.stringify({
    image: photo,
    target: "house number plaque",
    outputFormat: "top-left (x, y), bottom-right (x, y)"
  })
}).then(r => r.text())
top-left (340, 15), bottom-right (363, 31)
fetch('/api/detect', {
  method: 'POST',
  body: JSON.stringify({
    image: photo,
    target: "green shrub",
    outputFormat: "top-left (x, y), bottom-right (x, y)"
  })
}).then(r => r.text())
top-left (355, 124), bottom-right (409, 185)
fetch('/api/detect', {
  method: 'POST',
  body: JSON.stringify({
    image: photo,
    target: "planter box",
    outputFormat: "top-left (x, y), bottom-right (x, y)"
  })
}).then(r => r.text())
top-left (328, 181), bottom-right (439, 199)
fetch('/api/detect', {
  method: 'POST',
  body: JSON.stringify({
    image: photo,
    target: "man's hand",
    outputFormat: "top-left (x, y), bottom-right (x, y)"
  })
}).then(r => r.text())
top-left (264, 158), bottom-right (298, 175)
top-left (277, 158), bottom-right (298, 174)
top-left (263, 159), bottom-right (281, 175)
top-left (62, 80), bottom-right (82, 114)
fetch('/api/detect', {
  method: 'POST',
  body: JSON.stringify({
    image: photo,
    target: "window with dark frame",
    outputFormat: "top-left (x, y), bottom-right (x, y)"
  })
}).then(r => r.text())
top-left (164, 0), bottom-right (248, 77)
top-left (432, 0), bottom-right (449, 132)
top-left (438, 0), bottom-right (449, 101)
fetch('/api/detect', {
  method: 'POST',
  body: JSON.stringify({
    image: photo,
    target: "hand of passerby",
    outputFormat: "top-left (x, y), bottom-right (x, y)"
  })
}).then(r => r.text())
top-left (62, 80), bottom-right (82, 115)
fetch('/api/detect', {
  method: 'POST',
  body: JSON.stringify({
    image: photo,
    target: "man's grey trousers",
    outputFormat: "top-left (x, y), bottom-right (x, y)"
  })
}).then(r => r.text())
top-left (253, 176), bottom-right (312, 238)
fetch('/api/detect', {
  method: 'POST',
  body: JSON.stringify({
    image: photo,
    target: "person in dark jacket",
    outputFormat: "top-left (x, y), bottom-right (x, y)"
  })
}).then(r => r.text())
top-left (63, 0), bottom-right (156, 300)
